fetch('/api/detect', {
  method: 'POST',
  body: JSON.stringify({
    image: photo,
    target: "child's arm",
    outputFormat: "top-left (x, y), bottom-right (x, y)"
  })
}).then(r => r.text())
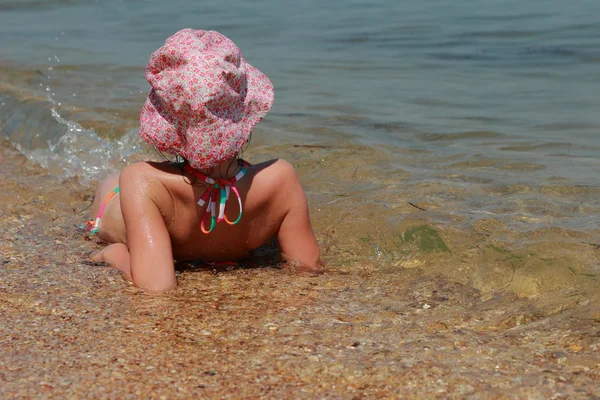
top-left (118, 163), bottom-right (177, 292)
top-left (276, 162), bottom-right (323, 273)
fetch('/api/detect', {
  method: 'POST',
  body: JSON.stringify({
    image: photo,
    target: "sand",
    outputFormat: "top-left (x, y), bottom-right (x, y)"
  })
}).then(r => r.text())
top-left (1, 140), bottom-right (599, 399)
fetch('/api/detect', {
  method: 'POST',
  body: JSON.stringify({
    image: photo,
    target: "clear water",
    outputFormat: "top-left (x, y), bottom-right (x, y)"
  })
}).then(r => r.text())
top-left (1, 0), bottom-right (599, 232)
top-left (3, 5), bottom-right (600, 393)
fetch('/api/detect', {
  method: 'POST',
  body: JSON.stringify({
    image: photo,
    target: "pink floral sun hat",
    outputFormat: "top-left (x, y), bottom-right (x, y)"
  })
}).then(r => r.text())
top-left (139, 29), bottom-right (274, 169)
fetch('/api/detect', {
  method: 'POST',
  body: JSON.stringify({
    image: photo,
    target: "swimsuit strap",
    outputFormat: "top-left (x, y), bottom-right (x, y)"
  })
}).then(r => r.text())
top-left (184, 161), bottom-right (249, 234)
top-left (82, 187), bottom-right (120, 234)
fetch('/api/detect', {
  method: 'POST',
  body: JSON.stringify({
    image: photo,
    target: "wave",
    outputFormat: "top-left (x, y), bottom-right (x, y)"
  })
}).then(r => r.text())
top-left (0, 83), bottom-right (141, 183)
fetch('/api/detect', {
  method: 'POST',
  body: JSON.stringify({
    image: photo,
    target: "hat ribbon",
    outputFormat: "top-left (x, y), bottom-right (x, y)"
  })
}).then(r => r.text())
top-left (184, 162), bottom-right (249, 234)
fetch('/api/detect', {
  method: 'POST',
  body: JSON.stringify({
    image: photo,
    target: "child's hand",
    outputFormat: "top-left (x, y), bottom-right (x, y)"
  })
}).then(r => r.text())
top-left (89, 243), bottom-right (132, 281)
top-left (282, 257), bottom-right (324, 275)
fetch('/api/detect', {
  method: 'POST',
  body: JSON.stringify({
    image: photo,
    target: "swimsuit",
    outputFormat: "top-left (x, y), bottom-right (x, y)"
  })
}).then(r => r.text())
top-left (81, 161), bottom-right (249, 235)
top-left (81, 187), bottom-right (120, 235)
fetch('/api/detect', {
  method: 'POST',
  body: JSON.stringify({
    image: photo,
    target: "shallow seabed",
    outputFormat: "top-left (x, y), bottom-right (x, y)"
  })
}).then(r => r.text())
top-left (1, 142), bottom-right (599, 399)
top-left (1, 0), bottom-right (600, 396)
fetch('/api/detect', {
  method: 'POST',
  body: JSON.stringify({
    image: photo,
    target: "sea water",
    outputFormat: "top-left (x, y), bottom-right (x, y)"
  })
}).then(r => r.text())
top-left (1, 0), bottom-right (599, 273)
top-left (3, 4), bottom-right (600, 395)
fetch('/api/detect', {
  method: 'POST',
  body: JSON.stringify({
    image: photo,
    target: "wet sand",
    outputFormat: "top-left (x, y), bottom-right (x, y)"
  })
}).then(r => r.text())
top-left (1, 140), bottom-right (599, 399)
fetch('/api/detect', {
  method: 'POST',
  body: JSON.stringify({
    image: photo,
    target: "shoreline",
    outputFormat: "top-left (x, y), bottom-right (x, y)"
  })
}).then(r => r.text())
top-left (1, 139), bottom-right (599, 397)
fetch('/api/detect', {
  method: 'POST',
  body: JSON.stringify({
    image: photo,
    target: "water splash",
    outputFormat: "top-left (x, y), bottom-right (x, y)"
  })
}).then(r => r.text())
top-left (1, 86), bottom-right (143, 183)
top-left (42, 107), bottom-right (140, 182)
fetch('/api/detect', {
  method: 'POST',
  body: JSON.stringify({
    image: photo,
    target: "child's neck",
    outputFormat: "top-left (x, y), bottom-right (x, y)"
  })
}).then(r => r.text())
top-left (195, 158), bottom-right (243, 180)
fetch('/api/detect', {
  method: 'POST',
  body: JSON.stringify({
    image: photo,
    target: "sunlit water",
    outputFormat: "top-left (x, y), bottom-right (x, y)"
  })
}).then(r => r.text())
top-left (1, 0), bottom-right (599, 236)
top-left (1, 5), bottom-right (600, 380)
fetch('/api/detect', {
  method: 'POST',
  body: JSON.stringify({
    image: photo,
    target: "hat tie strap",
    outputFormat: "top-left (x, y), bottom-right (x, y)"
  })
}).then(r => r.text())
top-left (223, 185), bottom-right (243, 225)
top-left (200, 188), bottom-right (217, 234)
top-left (185, 162), bottom-right (248, 234)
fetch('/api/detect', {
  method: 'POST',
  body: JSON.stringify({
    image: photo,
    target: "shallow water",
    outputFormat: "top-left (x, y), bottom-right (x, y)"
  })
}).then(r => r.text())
top-left (2, 0), bottom-right (599, 219)
top-left (1, 144), bottom-right (599, 397)
top-left (1, 0), bottom-right (600, 304)
top-left (1, 2), bottom-right (600, 389)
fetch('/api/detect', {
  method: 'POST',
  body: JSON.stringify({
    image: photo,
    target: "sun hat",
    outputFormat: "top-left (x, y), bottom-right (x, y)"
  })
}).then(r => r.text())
top-left (139, 29), bottom-right (274, 169)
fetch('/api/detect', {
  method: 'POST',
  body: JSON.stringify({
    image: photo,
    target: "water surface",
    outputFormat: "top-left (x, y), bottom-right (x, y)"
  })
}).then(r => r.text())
top-left (1, 0), bottom-right (599, 282)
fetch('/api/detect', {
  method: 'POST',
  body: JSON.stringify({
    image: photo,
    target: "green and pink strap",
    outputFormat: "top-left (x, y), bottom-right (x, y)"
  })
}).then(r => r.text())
top-left (83, 186), bottom-right (120, 234)
top-left (184, 162), bottom-right (249, 234)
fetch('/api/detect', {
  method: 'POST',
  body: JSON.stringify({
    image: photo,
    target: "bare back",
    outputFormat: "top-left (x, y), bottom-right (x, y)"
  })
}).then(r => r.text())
top-left (90, 158), bottom-right (321, 290)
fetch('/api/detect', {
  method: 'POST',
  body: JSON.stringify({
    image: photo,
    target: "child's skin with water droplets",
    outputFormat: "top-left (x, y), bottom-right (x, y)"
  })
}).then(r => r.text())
top-left (89, 158), bottom-right (323, 292)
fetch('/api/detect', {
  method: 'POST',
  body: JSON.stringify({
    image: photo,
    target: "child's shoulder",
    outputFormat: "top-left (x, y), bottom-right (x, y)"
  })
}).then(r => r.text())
top-left (118, 161), bottom-right (188, 196)
top-left (250, 158), bottom-right (302, 187)
top-left (120, 160), bottom-right (184, 179)
top-left (248, 159), bottom-right (307, 210)
top-left (252, 158), bottom-right (295, 175)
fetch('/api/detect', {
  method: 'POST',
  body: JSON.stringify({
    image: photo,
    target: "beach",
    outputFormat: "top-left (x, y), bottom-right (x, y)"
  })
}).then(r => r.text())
top-left (1, 140), bottom-right (599, 398)
top-left (2, 0), bottom-right (600, 397)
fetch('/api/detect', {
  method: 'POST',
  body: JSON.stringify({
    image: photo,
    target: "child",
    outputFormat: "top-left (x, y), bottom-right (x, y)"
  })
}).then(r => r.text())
top-left (85, 29), bottom-right (322, 292)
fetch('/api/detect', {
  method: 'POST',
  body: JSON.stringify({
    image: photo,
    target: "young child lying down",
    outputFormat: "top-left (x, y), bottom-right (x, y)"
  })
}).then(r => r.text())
top-left (84, 29), bottom-right (322, 292)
